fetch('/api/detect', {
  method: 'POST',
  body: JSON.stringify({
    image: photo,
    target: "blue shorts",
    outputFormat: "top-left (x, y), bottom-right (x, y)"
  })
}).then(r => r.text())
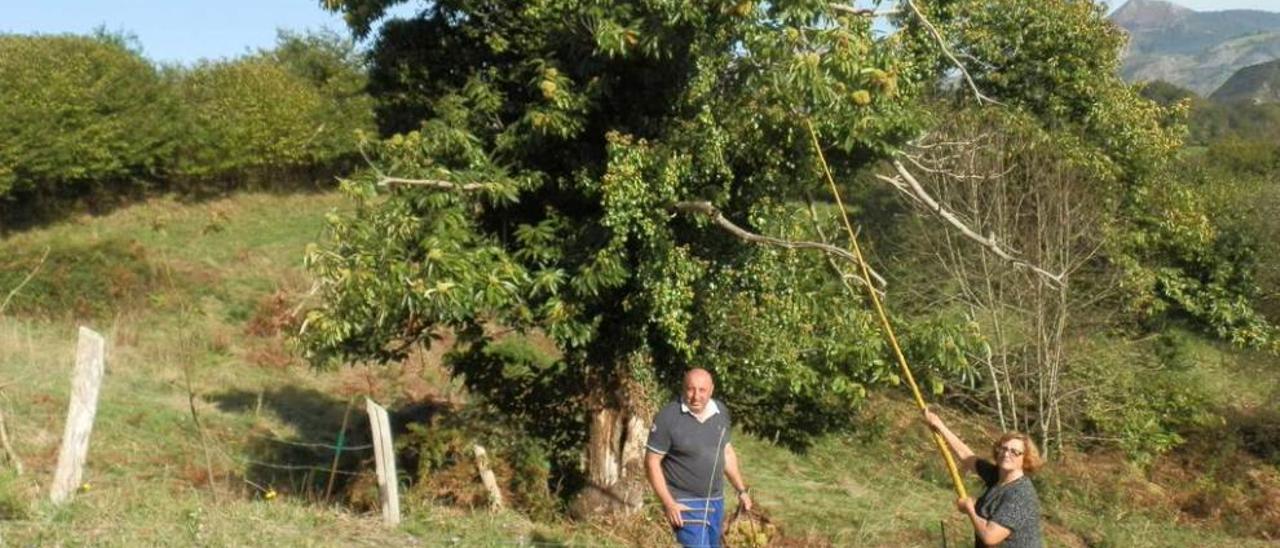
top-left (673, 497), bottom-right (724, 548)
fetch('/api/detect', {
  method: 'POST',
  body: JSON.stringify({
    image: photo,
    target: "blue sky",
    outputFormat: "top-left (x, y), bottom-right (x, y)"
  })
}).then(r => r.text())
top-left (1, 0), bottom-right (418, 65)
top-left (2, 1), bottom-right (1277, 64)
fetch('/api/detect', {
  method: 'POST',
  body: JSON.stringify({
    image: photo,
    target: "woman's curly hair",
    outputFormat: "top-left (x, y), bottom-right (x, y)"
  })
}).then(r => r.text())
top-left (992, 432), bottom-right (1044, 474)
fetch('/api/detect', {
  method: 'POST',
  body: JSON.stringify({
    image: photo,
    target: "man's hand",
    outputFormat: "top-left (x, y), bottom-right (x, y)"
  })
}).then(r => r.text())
top-left (664, 501), bottom-right (691, 528)
top-left (737, 491), bottom-right (753, 512)
top-left (955, 497), bottom-right (975, 516)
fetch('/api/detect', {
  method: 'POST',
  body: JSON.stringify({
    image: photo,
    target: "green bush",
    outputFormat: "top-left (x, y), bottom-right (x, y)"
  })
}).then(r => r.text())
top-left (175, 58), bottom-right (330, 179)
top-left (0, 33), bottom-right (178, 198)
top-left (1204, 138), bottom-right (1280, 176)
top-left (0, 30), bottom-right (374, 220)
top-left (173, 31), bottom-right (374, 186)
top-left (268, 30), bottom-right (375, 161)
top-left (1075, 340), bottom-right (1219, 463)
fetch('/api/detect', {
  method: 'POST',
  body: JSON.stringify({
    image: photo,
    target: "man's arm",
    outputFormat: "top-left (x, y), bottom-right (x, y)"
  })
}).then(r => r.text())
top-left (723, 443), bottom-right (753, 511)
top-left (646, 451), bottom-right (687, 527)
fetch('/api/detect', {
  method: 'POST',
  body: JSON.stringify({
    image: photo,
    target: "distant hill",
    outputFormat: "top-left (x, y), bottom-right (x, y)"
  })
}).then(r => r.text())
top-left (1211, 59), bottom-right (1280, 104)
top-left (1111, 0), bottom-right (1280, 95)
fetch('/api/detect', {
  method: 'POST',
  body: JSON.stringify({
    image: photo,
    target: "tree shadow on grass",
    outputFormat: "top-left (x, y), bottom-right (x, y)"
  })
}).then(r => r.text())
top-left (208, 385), bottom-right (451, 508)
top-left (0, 164), bottom-right (346, 235)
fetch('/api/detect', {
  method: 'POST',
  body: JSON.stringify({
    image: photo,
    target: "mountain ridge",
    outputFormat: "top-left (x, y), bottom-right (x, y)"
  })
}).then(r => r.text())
top-left (1110, 0), bottom-right (1280, 95)
top-left (1210, 58), bottom-right (1280, 103)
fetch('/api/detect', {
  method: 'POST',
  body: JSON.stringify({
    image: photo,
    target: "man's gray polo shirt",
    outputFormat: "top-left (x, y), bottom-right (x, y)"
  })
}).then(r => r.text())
top-left (645, 399), bottom-right (732, 500)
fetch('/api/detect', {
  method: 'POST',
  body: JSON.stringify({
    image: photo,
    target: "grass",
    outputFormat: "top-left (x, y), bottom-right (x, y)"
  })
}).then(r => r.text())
top-left (1, 191), bottom-right (1278, 546)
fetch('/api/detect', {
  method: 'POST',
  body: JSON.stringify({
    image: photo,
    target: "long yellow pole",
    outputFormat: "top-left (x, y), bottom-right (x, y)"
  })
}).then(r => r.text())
top-left (805, 119), bottom-right (968, 500)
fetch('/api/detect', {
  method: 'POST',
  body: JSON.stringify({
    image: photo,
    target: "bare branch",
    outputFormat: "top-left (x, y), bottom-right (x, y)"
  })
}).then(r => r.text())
top-left (289, 282), bottom-right (321, 318)
top-left (355, 140), bottom-right (494, 192)
top-left (355, 141), bottom-right (505, 193)
top-left (672, 201), bottom-right (887, 291)
top-left (0, 246), bottom-right (50, 316)
top-left (376, 177), bottom-right (493, 191)
top-left (910, 138), bottom-right (990, 150)
top-left (877, 160), bottom-right (1064, 286)
top-left (805, 195), bottom-right (871, 298)
top-left (903, 0), bottom-right (1001, 106)
top-left (829, 3), bottom-right (899, 16)
top-left (903, 153), bottom-right (1014, 180)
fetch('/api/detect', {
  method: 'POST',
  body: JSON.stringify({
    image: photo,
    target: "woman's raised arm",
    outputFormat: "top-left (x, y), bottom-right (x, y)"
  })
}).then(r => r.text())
top-left (923, 409), bottom-right (978, 474)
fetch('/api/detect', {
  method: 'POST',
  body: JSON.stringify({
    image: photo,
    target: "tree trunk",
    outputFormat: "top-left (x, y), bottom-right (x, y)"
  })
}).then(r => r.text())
top-left (571, 387), bottom-right (649, 518)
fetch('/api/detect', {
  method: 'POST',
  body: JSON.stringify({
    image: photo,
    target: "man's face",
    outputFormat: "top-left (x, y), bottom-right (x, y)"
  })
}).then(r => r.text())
top-left (683, 371), bottom-right (714, 413)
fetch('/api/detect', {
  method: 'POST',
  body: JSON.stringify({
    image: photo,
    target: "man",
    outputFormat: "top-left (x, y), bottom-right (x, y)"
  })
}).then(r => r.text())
top-left (646, 368), bottom-right (753, 548)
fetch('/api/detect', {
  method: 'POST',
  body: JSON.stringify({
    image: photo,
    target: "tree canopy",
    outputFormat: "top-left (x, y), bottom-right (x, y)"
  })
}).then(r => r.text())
top-left (302, 0), bottom-right (1257, 510)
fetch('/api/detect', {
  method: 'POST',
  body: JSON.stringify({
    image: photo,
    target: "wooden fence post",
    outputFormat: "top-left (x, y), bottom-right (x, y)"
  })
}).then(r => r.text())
top-left (50, 327), bottom-right (106, 503)
top-left (366, 398), bottom-right (400, 526)
top-left (473, 445), bottom-right (505, 511)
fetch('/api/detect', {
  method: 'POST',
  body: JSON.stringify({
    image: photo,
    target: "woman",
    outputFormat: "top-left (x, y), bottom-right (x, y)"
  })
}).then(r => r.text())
top-left (924, 410), bottom-right (1043, 548)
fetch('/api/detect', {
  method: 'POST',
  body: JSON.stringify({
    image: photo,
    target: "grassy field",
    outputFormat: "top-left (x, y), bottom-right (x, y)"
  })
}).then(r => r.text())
top-left (0, 192), bottom-right (1276, 546)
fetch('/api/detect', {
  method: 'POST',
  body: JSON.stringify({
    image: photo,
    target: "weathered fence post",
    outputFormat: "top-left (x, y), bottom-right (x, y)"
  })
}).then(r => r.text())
top-left (366, 397), bottom-right (400, 526)
top-left (473, 444), bottom-right (505, 511)
top-left (50, 326), bottom-right (106, 503)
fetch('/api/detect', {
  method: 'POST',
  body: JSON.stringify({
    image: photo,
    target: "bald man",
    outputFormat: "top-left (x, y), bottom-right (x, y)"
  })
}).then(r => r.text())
top-left (645, 368), bottom-right (752, 548)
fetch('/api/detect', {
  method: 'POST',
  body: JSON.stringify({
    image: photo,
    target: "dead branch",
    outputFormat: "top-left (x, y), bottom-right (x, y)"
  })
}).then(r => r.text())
top-left (672, 201), bottom-right (887, 291)
top-left (356, 139), bottom-right (497, 192)
top-left (829, 3), bottom-right (899, 16)
top-left (904, 153), bottom-right (1014, 180)
top-left (0, 246), bottom-right (50, 316)
top-left (376, 177), bottom-right (493, 191)
top-left (876, 160), bottom-right (1064, 286)
top-left (805, 196), bottom-right (868, 298)
top-left (288, 282), bottom-right (321, 318)
top-left (903, 0), bottom-right (1001, 105)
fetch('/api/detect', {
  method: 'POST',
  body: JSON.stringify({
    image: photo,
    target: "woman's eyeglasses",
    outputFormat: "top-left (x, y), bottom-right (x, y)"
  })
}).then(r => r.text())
top-left (996, 446), bottom-right (1024, 457)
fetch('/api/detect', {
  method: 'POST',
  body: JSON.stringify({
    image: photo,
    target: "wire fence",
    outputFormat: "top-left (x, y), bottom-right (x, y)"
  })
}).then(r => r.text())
top-left (230, 455), bottom-right (372, 477)
top-left (203, 429), bottom-right (379, 486)
top-left (245, 432), bottom-right (374, 452)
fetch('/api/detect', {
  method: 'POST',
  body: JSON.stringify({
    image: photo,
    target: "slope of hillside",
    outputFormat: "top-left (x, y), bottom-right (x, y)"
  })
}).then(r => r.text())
top-left (0, 193), bottom-right (1277, 546)
top-left (1211, 59), bottom-right (1280, 103)
top-left (1112, 0), bottom-right (1280, 94)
